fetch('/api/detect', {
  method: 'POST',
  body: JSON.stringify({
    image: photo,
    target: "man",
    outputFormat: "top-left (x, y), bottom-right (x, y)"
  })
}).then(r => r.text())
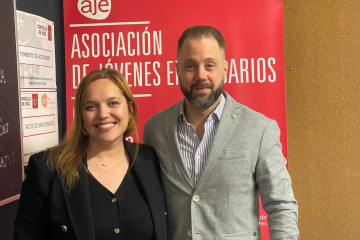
top-left (143, 25), bottom-right (299, 240)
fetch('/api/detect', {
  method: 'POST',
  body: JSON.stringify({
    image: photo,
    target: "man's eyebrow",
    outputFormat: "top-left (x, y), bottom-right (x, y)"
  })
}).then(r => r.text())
top-left (204, 58), bottom-right (216, 62)
top-left (182, 58), bottom-right (216, 62)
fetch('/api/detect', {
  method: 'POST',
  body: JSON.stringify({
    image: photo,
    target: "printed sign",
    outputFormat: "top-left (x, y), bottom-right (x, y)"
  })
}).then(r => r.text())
top-left (17, 11), bottom-right (59, 164)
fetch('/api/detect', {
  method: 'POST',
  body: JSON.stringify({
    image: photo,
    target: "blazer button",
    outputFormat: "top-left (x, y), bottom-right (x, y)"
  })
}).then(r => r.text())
top-left (187, 230), bottom-right (192, 237)
top-left (61, 225), bottom-right (67, 232)
top-left (193, 195), bottom-right (200, 202)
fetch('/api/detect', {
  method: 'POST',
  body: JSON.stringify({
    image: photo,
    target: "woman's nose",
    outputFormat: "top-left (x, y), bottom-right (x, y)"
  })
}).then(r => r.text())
top-left (98, 105), bottom-right (110, 118)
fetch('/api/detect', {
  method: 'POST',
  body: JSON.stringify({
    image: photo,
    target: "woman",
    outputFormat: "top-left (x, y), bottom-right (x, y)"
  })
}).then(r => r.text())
top-left (14, 69), bottom-right (167, 240)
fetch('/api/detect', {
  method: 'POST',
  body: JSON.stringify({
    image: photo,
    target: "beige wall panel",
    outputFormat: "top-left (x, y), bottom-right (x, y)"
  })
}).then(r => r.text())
top-left (284, 1), bottom-right (360, 239)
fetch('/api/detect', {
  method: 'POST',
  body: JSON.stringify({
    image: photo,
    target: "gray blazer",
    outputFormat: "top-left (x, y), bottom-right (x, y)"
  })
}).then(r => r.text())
top-left (143, 92), bottom-right (299, 240)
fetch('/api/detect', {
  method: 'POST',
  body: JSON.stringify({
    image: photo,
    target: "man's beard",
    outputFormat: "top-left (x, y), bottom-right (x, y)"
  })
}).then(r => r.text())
top-left (180, 78), bottom-right (224, 109)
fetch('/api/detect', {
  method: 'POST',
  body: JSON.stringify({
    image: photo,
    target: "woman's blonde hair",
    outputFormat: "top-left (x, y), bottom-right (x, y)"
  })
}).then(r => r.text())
top-left (46, 68), bottom-right (138, 192)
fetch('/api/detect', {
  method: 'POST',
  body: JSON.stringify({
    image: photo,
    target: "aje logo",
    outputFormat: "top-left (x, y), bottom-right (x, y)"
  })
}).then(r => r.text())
top-left (78, 0), bottom-right (111, 20)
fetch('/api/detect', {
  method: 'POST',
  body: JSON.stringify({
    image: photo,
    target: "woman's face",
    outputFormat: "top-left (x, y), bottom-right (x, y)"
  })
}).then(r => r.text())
top-left (82, 78), bottom-right (131, 147)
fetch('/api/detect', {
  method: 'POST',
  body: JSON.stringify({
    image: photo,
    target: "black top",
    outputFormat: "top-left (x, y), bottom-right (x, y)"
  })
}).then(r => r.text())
top-left (88, 169), bottom-right (153, 240)
top-left (14, 142), bottom-right (167, 240)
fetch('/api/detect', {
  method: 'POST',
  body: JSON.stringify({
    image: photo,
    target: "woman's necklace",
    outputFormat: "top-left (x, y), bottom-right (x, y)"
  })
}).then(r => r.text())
top-left (96, 156), bottom-right (128, 167)
top-left (87, 149), bottom-right (130, 168)
top-left (98, 160), bottom-right (116, 167)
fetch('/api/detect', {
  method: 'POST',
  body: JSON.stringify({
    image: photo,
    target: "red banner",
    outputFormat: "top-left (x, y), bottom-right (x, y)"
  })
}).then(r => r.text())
top-left (63, 1), bottom-right (286, 238)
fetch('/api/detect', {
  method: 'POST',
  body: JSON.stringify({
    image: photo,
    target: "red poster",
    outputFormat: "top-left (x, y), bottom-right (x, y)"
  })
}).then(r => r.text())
top-left (63, 1), bottom-right (286, 238)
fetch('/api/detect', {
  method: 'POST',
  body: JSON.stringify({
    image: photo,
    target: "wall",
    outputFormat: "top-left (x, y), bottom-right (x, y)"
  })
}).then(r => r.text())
top-left (0, 0), bottom-right (65, 239)
top-left (284, 1), bottom-right (360, 239)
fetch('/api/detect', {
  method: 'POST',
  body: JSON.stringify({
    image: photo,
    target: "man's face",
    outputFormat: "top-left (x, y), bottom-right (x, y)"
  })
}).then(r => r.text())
top-left (176, 36), bottom-right (228, 109)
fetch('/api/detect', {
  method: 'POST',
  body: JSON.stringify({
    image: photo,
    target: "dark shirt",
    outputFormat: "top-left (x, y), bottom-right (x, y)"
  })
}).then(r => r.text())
top-left (88, 169), bottom-right (153, 240)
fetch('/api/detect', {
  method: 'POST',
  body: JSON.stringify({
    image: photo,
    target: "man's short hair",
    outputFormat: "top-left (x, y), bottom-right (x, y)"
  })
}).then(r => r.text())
top-left (177, 25), bottom-right (225, 57)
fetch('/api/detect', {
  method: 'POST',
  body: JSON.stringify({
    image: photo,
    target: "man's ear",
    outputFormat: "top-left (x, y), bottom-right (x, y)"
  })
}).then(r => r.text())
top-left (175, 60), bottom-right (180, 76)
top-left (224, 59), bottom-right (229, 75)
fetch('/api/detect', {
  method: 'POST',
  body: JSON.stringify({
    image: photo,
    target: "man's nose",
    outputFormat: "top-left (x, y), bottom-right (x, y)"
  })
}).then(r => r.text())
top-left (196, 67), bottom-right (207, 80)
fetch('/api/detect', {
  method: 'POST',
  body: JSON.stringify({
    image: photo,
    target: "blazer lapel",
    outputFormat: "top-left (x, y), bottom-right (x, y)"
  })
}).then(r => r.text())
top-left (64, 161), bottom-right (95, 240)
top-left (165, 102), bottom-right (194, 188)
top-left (196, 93), bottom-right (242, 190)
top-left (124, 141), bottom-right (167, 240)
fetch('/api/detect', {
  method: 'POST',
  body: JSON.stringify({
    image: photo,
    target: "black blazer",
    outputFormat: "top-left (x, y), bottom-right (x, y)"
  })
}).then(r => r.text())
top-left (14, 141), bottom-right (167, 240)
